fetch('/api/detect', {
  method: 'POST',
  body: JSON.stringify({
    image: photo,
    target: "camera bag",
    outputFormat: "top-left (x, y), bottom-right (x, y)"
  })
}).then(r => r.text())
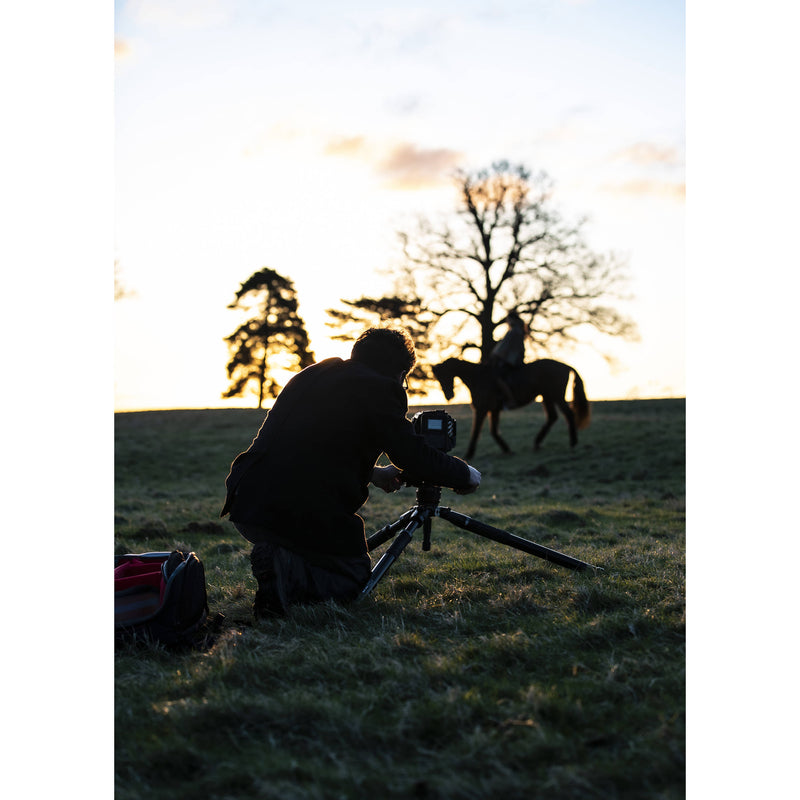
top-left (115, 550), bottom-right (209, 647)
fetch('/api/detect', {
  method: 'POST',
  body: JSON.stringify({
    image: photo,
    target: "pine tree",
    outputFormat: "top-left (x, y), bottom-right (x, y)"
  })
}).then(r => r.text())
top-left (223, 268), bottom-right (315, 408)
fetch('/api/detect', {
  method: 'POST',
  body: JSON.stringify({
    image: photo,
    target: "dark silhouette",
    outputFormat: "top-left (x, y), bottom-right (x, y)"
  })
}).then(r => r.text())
top-left (220, 327), bottom-right (480, 619)
top-left (488, 311), bottom-right (528, 409)
top-left (328, 162), bottom-right (637, 401)
top-left (326, 295), bottom-right (436, 395)
top-left (396, 161), bottom-right (638, 363)
top-left (432, 357), bottom-right (591, 459)
top-left (223, 268), bottom-right (315, 409)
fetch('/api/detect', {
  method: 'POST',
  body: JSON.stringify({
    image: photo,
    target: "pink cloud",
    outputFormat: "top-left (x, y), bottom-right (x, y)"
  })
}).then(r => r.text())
top-left (376, 143), bottom-right (463, 190)
top-left (612, 142), bottom-right (682, 166)
top-left (322, 136), bottom-right (463, 190)
top-left (324, 136), bottom-right (369, 158)
top-left (604, 179), bottom-right (685, 201)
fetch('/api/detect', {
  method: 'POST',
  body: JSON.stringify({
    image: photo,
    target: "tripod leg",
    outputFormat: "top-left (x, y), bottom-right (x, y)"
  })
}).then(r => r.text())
top-left (358, 508), bottom-right (430, 599)
top-left (366, 508), bottom-right (416, 552)
top-left (422, 517), bottom-right (432, 551)
top-left (438, 507), bottom-right (600, 572)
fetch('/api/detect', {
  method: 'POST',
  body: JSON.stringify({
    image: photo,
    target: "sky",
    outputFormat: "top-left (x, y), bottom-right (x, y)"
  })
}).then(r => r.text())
top-left (113, 0), bottom-right (686, 410)
top-left (5, 4), bottom-right (800, 791)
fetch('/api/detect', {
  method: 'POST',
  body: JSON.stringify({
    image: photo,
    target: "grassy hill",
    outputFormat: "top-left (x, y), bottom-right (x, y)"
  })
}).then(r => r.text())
top-left (115, 399), bottom-right (685, 799)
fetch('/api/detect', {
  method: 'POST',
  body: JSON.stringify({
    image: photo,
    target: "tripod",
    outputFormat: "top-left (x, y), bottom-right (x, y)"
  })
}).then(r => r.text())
top-left (358, 484), bottom-right (601, 599)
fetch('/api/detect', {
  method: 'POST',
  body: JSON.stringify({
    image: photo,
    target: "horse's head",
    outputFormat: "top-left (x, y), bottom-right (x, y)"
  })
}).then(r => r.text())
top-left (432, 360), bottom-right (455, 401)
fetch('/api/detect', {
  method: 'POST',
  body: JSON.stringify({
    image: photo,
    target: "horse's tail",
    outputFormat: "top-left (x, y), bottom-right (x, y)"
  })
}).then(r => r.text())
top-left (570, 370), bottom-right (591, 430)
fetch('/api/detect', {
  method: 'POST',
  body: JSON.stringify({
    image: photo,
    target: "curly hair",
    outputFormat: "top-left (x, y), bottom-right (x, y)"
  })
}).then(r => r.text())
top-left (350, 327), bottom-right (416, 377)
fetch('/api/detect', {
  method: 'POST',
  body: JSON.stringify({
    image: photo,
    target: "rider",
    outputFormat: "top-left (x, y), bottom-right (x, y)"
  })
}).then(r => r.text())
top-left (489, 312), bottom-right (527, 409)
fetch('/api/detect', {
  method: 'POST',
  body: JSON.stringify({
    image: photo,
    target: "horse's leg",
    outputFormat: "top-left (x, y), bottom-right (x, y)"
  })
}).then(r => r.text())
top-left (556, 397), bottom-right (578, 447)
top-left (466, 407), bottom-right (488, 460)
top-left (488, 408), bottom-right (512, 454)
top-left (534, 398), bottom-right (558, 450)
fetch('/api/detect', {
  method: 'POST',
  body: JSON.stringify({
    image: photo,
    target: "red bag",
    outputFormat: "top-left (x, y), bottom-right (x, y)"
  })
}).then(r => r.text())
top-left (115, 551), bottom-right (208, 646)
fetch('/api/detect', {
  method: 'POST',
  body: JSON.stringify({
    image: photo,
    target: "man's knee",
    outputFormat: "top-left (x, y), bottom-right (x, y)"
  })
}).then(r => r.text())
top-left (303, 556), bottom-right (370, 604)
top-left (249, 537), bottom-right (371, 613)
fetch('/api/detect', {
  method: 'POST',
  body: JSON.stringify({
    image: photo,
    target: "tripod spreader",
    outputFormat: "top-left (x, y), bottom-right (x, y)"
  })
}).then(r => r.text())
top-left (359, 485), bottom-right (601, 599)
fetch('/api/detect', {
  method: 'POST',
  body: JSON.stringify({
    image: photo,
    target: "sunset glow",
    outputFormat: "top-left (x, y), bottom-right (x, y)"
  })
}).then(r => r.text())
top-left (114, 0), bottom-right (686, 411)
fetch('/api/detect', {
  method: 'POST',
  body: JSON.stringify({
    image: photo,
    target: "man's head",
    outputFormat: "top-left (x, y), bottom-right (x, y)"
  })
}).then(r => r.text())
top-left (351, 327), bottom-right (416, 380)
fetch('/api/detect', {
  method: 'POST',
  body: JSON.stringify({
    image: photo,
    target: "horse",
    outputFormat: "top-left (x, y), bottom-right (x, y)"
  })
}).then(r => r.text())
top-left (431, 357), bottom-right (591, 459)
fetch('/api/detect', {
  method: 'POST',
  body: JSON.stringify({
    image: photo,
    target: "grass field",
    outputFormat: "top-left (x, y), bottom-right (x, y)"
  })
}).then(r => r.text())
top-left (115, 398), bottom-right (685, 799)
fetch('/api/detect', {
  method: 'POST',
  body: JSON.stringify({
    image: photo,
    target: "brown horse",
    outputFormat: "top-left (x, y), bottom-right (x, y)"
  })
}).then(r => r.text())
top-left (431, 358), bottom-right (591, 459)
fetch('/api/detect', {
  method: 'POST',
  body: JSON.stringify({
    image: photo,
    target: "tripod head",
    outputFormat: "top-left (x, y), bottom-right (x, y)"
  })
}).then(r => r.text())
top-left (395, 481), bottom-right (442, 509)
top-left (411, 484), bottom-right (442, 508)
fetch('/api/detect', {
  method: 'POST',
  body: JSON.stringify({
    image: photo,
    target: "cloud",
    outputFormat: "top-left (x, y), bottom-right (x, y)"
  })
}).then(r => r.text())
top-left (602, 141), bottom-right (685, 201)
top-left (323, 136), bottom-right (463, 190)
top-left (115, 39), bottom-right (131, 60)
top-left (324, 136), bottom-right (369, 158)
top-left (376, 143), bottom-right (464, 190)
top-left (603, 179), bottom-right (685, 201)
top-left (612, 142), bottom-right (682, 166)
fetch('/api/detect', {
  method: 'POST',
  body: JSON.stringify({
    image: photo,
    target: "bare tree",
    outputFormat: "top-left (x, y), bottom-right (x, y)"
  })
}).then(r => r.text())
top-left (223, 268), bottom-right (315, 409)
top-left (386, 161), bottom-right (637, 364)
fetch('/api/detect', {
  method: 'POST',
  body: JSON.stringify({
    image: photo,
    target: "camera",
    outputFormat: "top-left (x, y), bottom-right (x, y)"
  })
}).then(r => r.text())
top-left (411, 409), bottom-right (456, 452)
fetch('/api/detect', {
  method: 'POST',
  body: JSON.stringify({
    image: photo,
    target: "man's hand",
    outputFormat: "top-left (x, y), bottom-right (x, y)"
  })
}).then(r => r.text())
top-left (454, 465), bottom-right (481, 495)
top-left (371, 464), bottom-right (404, 493)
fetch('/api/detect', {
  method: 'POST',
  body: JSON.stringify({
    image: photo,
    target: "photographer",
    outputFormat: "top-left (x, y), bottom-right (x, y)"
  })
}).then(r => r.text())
top-left (220, 327), bottom-right (481, 618)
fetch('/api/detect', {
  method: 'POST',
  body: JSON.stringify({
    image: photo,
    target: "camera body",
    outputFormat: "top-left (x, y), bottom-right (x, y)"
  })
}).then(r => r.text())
top-left (411, 409), bottom-right (456, 452)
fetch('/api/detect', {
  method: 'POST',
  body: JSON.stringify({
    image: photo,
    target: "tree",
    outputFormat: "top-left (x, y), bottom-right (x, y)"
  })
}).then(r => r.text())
top-left (325, 292), bottom-right (435, 395)
top-left (223, 267), bottom-right (315, 408)
top-left (330, 161), bottom-right (637, 374)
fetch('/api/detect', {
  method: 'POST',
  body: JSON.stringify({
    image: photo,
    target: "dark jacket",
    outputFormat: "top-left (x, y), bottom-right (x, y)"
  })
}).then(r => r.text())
top-left (221, 357), bottom-right (472, 557)
top-left (491, 324), bottom-right (525, 369)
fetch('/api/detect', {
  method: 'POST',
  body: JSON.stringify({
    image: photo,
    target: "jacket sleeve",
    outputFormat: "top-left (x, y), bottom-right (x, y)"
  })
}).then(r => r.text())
top-left (366, 379), bottom-right (472, 489)
top-left (220, 448), bottom-right (265, 517)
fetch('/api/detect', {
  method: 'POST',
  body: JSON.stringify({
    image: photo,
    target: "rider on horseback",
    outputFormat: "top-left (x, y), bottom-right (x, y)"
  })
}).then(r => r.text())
top-left (489, 311), bottom-right (527, 409)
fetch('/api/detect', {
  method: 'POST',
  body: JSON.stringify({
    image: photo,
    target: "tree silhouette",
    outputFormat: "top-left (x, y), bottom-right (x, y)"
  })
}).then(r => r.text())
top-left (330, 161), bottom-right (637, 374)
top-left (325, 292), bottom-right (435, 395)
top-left (223, 268), bottom-right (315, 408)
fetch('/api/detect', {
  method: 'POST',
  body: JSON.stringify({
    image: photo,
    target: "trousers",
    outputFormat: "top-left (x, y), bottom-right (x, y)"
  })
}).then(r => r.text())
top-left (233, 522), bottom-right (372, 607)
